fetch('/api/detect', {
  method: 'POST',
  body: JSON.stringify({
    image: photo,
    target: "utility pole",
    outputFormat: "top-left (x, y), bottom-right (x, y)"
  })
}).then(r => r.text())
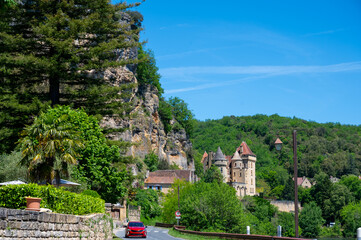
top-left (293, 130), bottom-right (299, 238)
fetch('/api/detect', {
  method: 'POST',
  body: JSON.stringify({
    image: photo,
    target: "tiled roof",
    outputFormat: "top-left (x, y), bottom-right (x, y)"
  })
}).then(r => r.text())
top-left (238, 141), bottom-right (256, 157)
top-left (201, 151), bottom-right (208, 163)
top-left (297, 177), bottom-right (304, 186)
top-left (144, 170), bottom-right (192, 184)
top-left (225, 155), bottom-right (232, 165)
top-left (214, 146), bottom-right (226, 161)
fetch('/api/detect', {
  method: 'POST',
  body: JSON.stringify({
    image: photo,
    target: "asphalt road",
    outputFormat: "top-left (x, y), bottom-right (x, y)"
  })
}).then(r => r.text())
top-left (114, 226), bottom-right (184, 240)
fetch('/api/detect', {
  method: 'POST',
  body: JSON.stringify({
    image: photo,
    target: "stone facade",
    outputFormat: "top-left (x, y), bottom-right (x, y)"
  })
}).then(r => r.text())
top-left (270, 200), bottom-right (302, 213)
top-left (100, 59), bottom-right (194, 171)
top-left (202, 142), bottom-right (257, 197)
top-left (0, 208), bottom-right (112, 239)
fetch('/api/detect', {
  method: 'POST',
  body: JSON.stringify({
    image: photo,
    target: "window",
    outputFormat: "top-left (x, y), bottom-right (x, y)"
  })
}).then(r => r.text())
top-left (240, 172), bottom-right (242, 177)
top-left (234, 172), bottom-right (235, 177)
top-left (251, 170), bottom-right (253, 176)
top-left (234, 163), bottom-right (236, 167)
top-left (251, 178), bottom-right (253, 184)
top-left (220, 167), bottom-right (223, 173)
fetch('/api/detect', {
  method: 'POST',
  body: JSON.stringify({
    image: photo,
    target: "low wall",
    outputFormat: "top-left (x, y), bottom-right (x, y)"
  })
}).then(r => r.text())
top-left (173, 226), bottom-right (310, 240)
top-left (0, 207), bottom-right (112, 239)
top-left (270, 200), bottom-right (302, 213)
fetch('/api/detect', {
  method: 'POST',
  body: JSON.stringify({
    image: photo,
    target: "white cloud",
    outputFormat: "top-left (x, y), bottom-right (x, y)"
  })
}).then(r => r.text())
top-left (162, 61), bottom-right (361, 94)
top-left (161, 61), bottom-right (361, 77)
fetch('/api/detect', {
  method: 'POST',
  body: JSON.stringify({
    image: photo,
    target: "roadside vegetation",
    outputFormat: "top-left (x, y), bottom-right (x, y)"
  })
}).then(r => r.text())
top-left (1, 1), bottom-right (361, 239)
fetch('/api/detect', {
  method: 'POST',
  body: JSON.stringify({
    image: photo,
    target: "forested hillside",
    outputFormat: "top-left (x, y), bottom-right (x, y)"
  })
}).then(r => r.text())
top-left (192, 114), bottom-right (361, 195)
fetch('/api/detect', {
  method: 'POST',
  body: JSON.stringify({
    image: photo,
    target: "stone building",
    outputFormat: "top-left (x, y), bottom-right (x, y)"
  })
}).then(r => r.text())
top-left (202, 141), bottom-right (257, 197)
top-left (144, 170), bottom-right (197, 194)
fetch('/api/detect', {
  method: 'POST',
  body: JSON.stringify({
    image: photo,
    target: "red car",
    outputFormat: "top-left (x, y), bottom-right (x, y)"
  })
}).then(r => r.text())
top-left (125, 221), bottom-right (147, 238)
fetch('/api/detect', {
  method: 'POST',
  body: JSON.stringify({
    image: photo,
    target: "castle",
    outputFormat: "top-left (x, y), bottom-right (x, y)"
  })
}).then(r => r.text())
top-left (201, 141), bottom-right (257, 197)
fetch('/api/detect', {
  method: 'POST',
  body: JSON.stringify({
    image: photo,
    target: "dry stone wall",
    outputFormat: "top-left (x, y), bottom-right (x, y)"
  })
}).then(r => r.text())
top-left (0, 208), bottom-right (112, 240)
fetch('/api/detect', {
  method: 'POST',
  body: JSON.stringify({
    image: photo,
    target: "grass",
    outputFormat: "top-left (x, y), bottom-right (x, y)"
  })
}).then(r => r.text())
top-left (140, 216), bottom-right (162, 226)
top-left (168, 228), bottom-right (233, 240)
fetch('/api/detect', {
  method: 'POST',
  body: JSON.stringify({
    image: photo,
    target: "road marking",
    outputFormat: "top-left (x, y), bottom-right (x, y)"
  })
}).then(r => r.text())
top-left (154, 230), bottom-right (159, 232)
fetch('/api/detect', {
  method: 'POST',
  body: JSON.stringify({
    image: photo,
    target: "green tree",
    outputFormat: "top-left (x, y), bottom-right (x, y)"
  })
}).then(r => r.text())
top-left (144, 152), bottom-right (159, 172)
top-left (131, 189), bottom-right (161, 220)
top-left (310, 172), bottom-right (333, 217)
top-left (0, 0), bottom-right (141, 153)
top-left (323, 183), bottom-right (353, 222)
top-left (168, 97), bottom-right (195, 137)
top-left (203, 165), bottom-right (223, 184)
top-left (18, 108), bottom-right (84, 185)
top-left (20, 106), bottom-right (131, 203)
top-left (276, 212), bottom-right (295, 237)
top-left (339, 174), bottom-right (361, 201)
top-left (340, 202), bottom-right (361, 237)
top-left (158, 98), bottom-right (173, 134)
top-left (299, 202), bottom-right (325, 238)
top-left (136, 46), bottom-right (163, 95)
top-left (162, 180), bottom-right (244, 232)
top-left (0, 151), bottom-right (28, 182)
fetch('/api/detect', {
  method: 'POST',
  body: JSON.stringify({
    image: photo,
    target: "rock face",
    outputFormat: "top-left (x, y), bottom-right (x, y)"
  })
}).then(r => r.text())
top-left (99, 12), bottom-right (193, 170)
top-left (100, 65), bottom-right (193, 170)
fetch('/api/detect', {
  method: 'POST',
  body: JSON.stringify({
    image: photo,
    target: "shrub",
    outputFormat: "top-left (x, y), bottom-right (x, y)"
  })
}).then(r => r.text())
top-left (81, 189), bottom-right (101, 199)
top-left (0, 183), bottom-right (104, 215)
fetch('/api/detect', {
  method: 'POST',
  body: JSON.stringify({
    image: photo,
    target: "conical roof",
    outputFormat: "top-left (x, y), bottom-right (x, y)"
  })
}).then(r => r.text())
top-left (232, 151), bottom-right (241, 160)
top-left (237, 141), bottom-right (256, 157)
top-left (214, 147), bottom-right (226, 161)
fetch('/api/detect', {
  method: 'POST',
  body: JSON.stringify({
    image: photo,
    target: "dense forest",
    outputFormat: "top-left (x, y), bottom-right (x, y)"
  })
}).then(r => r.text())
top-left (192, 115), bottom-right (361, 195)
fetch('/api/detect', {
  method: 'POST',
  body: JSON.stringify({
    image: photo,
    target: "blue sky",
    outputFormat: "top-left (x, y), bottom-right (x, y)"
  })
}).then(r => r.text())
top-left (118, 0), bottom-right (361, 125)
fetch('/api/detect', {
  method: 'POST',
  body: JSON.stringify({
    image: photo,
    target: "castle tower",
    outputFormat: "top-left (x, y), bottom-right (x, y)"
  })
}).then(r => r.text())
top-left (231, 151), bottom-right (244, 183)
top-left (213, 147), bottom-right (228, 183)
top-left (238, 141), bottom-right (256, 196)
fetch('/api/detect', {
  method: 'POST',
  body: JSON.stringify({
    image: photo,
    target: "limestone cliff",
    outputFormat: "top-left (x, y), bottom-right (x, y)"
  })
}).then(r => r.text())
top-left (100, 65), bottom-right (194, 170)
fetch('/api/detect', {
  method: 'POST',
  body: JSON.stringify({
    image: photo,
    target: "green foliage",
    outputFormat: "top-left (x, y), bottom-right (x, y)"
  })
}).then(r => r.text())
top-left (162, 180), bottom-right (244, 233)
top-left (0, 0), bottom-right (17, 10)
top-left (24, 106), bottom-right (130, 203)
top-left (157, 159), bottom-right (180, 170)
top-left (310, 172), bottom-right (332, 217)
top-left (144, 152), bottom-right (159, 172)
top-left (81, 189), bottom-right (101, 199)
top-left (276, 212), bottom-right (296, 237)
top-left (298, 186), bottom-right (312, 205)
top-left (299, 202), bottom-right (325, 238)
top-left (168, 97), bottom-right (195, 137)
top-left (203, 165), bottom-right (223, 184)
top-left (339, 174), bottom-right (361, 201)
top-left (18, 107), bottom-right (84, 184)
top-left (136, 46), bottom-right (163, 95)
top-left (0, 151), bottom-right (28, 182)
top-left (192, 114), bottom-right (361, 190)
top-left (320, 222), bottom-right (342, 238)
top-left (0, 183), bottom-right (104, 215)
top-left (131, 189), bottom-right (162, 220)
top-left (0, 0), bottom-right (142, 153)
top-left (158, 98), bottom-right (173, 134)
top-left (340, 202), bottom-right (361, 237)
top-left (323, 183), bottom-right (353, 222)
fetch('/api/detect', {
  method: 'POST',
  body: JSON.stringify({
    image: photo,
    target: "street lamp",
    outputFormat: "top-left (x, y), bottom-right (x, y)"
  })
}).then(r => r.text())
top-left (275, 131), bottom-right (299, 238)
top-left (275, 138), bottom-right (283, 151)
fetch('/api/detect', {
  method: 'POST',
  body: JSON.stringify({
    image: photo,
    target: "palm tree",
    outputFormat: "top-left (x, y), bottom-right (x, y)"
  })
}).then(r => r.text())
top-left (18, 110), bottom-right (84, 186)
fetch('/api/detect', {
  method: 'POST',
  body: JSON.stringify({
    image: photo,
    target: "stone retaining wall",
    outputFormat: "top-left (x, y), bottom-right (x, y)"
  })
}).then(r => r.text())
top-left (0, 207), bottom-right (112, 239)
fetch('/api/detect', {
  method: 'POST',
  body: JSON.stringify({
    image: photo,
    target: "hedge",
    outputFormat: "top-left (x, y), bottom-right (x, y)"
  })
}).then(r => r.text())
top-left (0, 183), bottom-right (105, 215)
